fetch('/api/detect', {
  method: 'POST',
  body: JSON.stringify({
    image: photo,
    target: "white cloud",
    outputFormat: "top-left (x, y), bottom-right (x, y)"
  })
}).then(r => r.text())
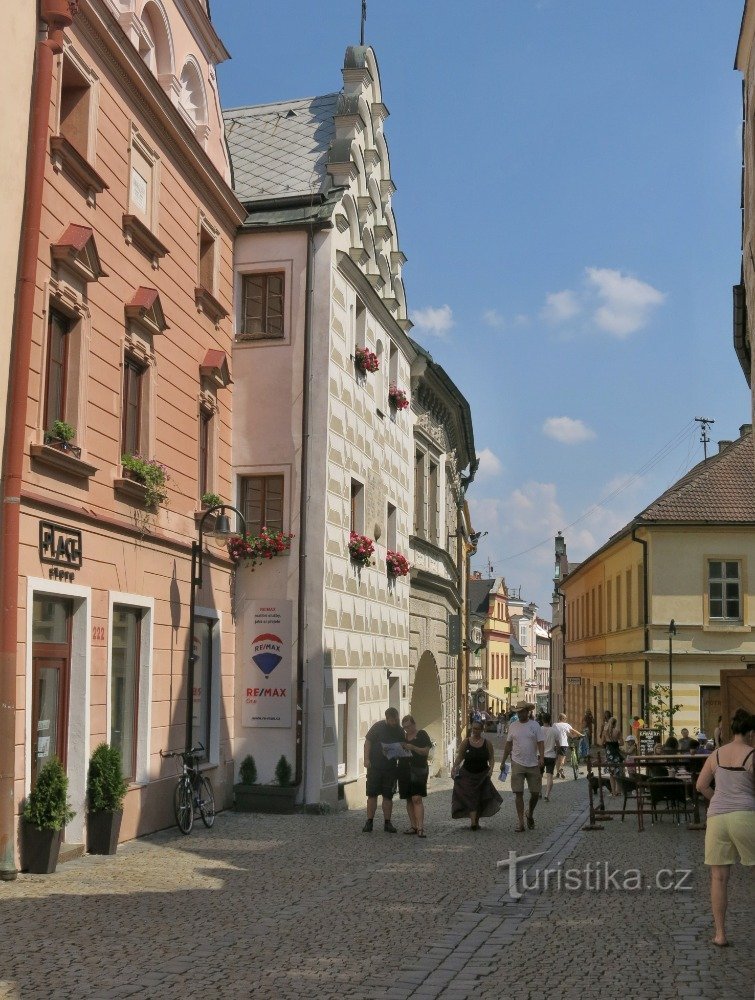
top-left (476, 448), bottom-right (503, 479)
top-left (542, 416), bottom-right (596, 445)
top-left (482, 309), bottom-right (506, 329)
top-left (585, 267), bottom-right (665, 338)
top-left (541, 289), bottom-right (581, 323)
top-left (411, 304), bottom-right (453, 338)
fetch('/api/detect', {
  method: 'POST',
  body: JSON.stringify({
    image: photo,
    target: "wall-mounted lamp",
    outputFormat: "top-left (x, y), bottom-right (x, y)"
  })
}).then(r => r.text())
top-left (386, 669), bottom-right (392, 679)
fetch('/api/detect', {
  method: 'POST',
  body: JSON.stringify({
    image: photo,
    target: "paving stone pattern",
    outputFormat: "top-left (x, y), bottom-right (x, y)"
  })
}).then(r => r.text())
top-left (1, 752), bottom-right (752, 1000)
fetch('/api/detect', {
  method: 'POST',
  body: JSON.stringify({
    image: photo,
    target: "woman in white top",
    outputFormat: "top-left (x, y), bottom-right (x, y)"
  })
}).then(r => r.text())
top-left (696, 709), bottom-right (755, 947)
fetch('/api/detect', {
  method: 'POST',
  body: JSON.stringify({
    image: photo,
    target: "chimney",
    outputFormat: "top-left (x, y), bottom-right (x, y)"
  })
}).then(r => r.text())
top-left (739, 424), bottom-right (752, 437)
top-left (718, 440), bottom-right (733, 454)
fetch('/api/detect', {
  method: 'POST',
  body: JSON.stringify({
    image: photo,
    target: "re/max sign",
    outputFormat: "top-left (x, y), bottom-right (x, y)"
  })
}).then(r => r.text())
top-left (39, 521), bottom-right (83, 569)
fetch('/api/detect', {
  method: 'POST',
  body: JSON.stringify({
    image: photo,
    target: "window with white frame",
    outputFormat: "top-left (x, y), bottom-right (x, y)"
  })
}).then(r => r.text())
top-left (240, 474), bottom-right (284, 536)
top-left (240, 272), bottom-right (285, 340)
top-left (708, 560), bottom-right (741, 621)
top-left (198, 216), bottom-right (219, 296)
top-left (350, 479), bottom-right (365, 535)
top-left (387, 502), bottom-right (397, 552)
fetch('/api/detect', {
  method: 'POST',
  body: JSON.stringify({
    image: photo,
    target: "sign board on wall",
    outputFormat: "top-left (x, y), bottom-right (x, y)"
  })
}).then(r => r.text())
top-left (242, 600), bottom-right (293, 728)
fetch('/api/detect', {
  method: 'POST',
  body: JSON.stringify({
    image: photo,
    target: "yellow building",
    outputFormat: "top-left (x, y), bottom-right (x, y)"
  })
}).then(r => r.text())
top-left (560, 425), bottom-right (755, 738)
top-left (469, 577), bottom-right (511, 715)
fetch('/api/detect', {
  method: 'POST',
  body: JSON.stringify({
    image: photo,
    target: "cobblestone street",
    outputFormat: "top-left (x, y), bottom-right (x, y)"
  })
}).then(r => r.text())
top-left (1, 768), bottom-right (752, 1000)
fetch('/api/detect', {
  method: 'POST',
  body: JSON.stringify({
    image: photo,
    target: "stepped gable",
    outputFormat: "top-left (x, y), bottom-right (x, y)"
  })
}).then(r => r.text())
top-left (638, 426), bottom-right (755, 523)
top-left (223, 93), bottom-right (339, 203)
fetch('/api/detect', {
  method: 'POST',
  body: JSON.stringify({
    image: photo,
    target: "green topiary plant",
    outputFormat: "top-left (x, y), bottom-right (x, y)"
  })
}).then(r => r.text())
top-left (201, 492), bottom-right (222, 509)
top-left (23, 757), bottom-right (75, 831)
top-left (274, 755), bottom-right (293, 788)
top-left (238, 755), bottom-right (258, 785)
top-left (47, 419), bottom-right (76, 443)
top-left (87, 743), bottom-right (128, 814)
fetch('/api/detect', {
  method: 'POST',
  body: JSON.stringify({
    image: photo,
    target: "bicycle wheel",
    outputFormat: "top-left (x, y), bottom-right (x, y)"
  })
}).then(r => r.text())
top-left (198, 775), bottom-right (215, 828)
top-left (174, 776), bottom-right (194, 834)
top-left (571, 748), bottom-right (579, 780)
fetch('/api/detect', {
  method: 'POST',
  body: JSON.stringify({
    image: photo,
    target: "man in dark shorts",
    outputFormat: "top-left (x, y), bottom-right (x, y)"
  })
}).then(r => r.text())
top-left (363, 707), bottom-right (405, 832)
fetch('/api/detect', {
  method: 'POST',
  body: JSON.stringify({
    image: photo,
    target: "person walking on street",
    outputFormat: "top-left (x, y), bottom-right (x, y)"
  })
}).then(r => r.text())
top-left (451, 721), bottom-right (502, 830)
top-left (582, 708), bottom-right (594, 749)
top-left (500, 700), bottom-right (544, 832)
top-left (599, 714), bottom-right (624, 797)
top-left (397, 714), bottom-right (432, 838)
top-left (696, 709), bottom-right (755, 948)
top-left (553, 713), bottom-right (581, 779)
top-left (540, 713), bottom-right (558, 801)
top-left (363, 707), bottom-right (405, 833)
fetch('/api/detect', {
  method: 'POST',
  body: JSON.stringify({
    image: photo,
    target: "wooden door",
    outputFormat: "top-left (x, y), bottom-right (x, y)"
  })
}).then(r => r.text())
top-left (699, 686), bottom-right (722, 744)
top-left (720, 668), bottom-right (755, 742)
top-left (31, 596), bottom-right (72, 785)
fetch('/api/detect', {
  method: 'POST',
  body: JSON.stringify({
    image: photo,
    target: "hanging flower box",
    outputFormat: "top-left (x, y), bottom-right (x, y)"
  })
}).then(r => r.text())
top-left (388, 385), bottom-right (409, 410)
top-left (228, 528), bottom-right (294, 568)
top-left (354, 346), bottom-right (379, 374)
top-left (348, 531), bottom-right (375, 568)
top-left (386, 550), bottom-right (411, 577)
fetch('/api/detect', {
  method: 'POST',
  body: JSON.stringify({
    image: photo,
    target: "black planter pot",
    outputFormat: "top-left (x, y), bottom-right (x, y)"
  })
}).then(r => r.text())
top-left (87, 810), bottom-right (123, 855)
top-left (22, 823), bottom-right (62, 874)
top-left (234, 783), bottom-right (297, 813)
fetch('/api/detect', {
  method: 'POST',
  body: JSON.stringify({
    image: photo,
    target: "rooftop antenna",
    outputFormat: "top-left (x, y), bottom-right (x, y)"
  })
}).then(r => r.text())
top-left (360, 0), bottom-right (367, 45)
top-left (486, 558), bottom-right (494, 576)
top-left (695, 416), bottom-right (715, 461)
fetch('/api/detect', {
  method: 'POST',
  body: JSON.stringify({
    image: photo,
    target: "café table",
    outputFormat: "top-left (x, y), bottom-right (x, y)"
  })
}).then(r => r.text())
top-left (627, 753), bottom-right (708, 828)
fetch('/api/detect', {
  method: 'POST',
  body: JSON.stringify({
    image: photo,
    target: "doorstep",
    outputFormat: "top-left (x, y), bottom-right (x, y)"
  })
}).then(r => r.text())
top-left (58, 842), bottom-right (85, 864)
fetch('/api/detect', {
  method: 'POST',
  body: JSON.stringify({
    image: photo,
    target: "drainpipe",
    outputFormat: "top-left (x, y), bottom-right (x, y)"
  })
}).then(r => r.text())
top-left (294, 227), bottom-right (315, 792)
top-left (632, 527), bottom-right (650, 720)
top-left (0, 0), bottom-right (76, 881)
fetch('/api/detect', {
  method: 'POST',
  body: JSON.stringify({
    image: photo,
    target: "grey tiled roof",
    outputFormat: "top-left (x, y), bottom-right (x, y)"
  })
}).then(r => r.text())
top-left (223, 94), bottom-right (339, 204)
top-left (469, 579), bottom-right (494, 615)
top-left (508, 636), bottom-right (527, 658)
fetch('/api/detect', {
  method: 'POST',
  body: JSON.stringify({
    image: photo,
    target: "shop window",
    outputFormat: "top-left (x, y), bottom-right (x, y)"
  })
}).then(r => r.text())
top-left (240, 474), bottom-right (284, 536)
top-left (192, 617), bottom-right (216, 761)
top-left (109, 606), bottom-right (142, 782)
top-left (708, 560), bottom-right (741, 621)
top-left (240, 273), bottom-right (284, 340)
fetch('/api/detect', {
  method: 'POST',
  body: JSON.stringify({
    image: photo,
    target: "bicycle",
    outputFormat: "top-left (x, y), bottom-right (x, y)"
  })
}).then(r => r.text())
top-left (567, 737), bottom-right (580, 780)
top-left (160, 745), bottom-right (215, 834)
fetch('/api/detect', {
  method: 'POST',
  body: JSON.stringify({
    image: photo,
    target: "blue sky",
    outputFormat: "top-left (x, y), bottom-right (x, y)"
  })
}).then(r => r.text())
top-left (213, 1), bottom-right (749, 614)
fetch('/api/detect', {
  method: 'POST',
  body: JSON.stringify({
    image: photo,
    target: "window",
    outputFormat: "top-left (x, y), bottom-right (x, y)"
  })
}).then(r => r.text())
top-left (708, 560), bottom-right (741, 621)
top-left (198, 221), bottom-right (217, 295)
top-left (44, 309), bottom-right (71, 431)
top-left (637, 565), bottom-right (644, 626)
top-left (414, 451), bottom-right (424, 536)
top-left (427, 462), bottom-right (438, 543)
top-left (350, 479), bottom-right (364, 535)
top-left (121, 357), bottom-right (145, 456)
top-left (192, 617), bottom-right (215, 760)
top-left (626, 568), bottom-right (633, 627)
top-left (355, 298), bottom-right (366, 349)
top-left (597, 584), bottom-right (603, 635)
top-left (240, 475), bottom-right (284, 536)
top-left (110, 606), bottom-right (142, 781)
top-left (128, 129), bottom-right (159, 230)
top-left (198, 409), bottom-right (212, 499)
top-left (241, 273), bottom-right (284, 340)
top-left (388, 340), bottom-right (398, 388)
top-left (387, 502), bottom-right (397, 552)
top-left (606, 579), bottom-right (613, 632)
top-left (615, 575), bottom-right (622, 631)
top-left (59, 53), bottom-right (93, 159)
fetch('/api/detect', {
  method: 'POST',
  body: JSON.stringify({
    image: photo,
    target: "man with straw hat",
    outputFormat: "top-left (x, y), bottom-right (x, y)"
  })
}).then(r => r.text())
top-left (500, 700), bottom-right (544, 832)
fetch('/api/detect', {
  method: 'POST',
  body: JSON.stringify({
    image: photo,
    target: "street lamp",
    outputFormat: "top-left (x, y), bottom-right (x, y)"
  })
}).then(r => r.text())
top-left (185, 503), bottom-right (247, 753)
top-left (668, 619), bottom-right (677, 738)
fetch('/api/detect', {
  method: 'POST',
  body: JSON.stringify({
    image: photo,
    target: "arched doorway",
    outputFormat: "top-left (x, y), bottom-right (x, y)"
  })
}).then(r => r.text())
top-left (410, 652), bottom-right (444, 768)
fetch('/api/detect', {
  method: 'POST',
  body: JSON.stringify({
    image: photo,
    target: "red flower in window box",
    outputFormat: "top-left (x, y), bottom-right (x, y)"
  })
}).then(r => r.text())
top-left (348, 531), bottom-right (375, 568)
top-left (228, 528), bottom-right (294, 568)
top-left (388, 385), bottom-right (409, 410)
top-left (386, 550), bottom-right (411, 577)
top-left (354, 347), bottom-right (379, 374)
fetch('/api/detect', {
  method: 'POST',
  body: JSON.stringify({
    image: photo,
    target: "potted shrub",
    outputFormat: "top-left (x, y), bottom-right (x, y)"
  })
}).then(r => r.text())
top-left (21, 757), bottom-right (75, 874)
top-left (228, 528), bottom-right (294, 569)
top-left (234, 753), bottom-right (297, 813)
top-left (200, 491), bottom-right (222, 510)
top-left (44, 420), bottom-right (81, 457)
top-left (348, 531), bottom-right (375, 568)
top-left (121, 454), bottom-right (169, 510)
top-left (354, 346), bottom-right (379, 375)
top-left (86, 743), bottom-right (128, 855)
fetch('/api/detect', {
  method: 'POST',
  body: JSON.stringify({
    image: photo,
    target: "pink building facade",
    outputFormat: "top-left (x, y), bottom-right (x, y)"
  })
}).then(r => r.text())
top-left (2, 0), bottom-right (244, 871)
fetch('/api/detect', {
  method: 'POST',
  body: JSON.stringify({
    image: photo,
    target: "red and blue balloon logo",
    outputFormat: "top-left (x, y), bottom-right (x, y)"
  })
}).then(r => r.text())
top-left (252, 633), bottom-right (283, 677)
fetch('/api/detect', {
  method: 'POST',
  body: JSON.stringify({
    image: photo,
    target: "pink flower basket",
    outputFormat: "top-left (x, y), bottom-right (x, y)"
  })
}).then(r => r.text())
top-left (386, 550), bottom-right (411, 577)
top-left (228, 528), bottom-right (294, 568)
top-left (348, 531), bottom-right (375, 567)
top-left (354, 347), bottom-right (379, 374)
top-left (388, 385), bottom-right (409, 410)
